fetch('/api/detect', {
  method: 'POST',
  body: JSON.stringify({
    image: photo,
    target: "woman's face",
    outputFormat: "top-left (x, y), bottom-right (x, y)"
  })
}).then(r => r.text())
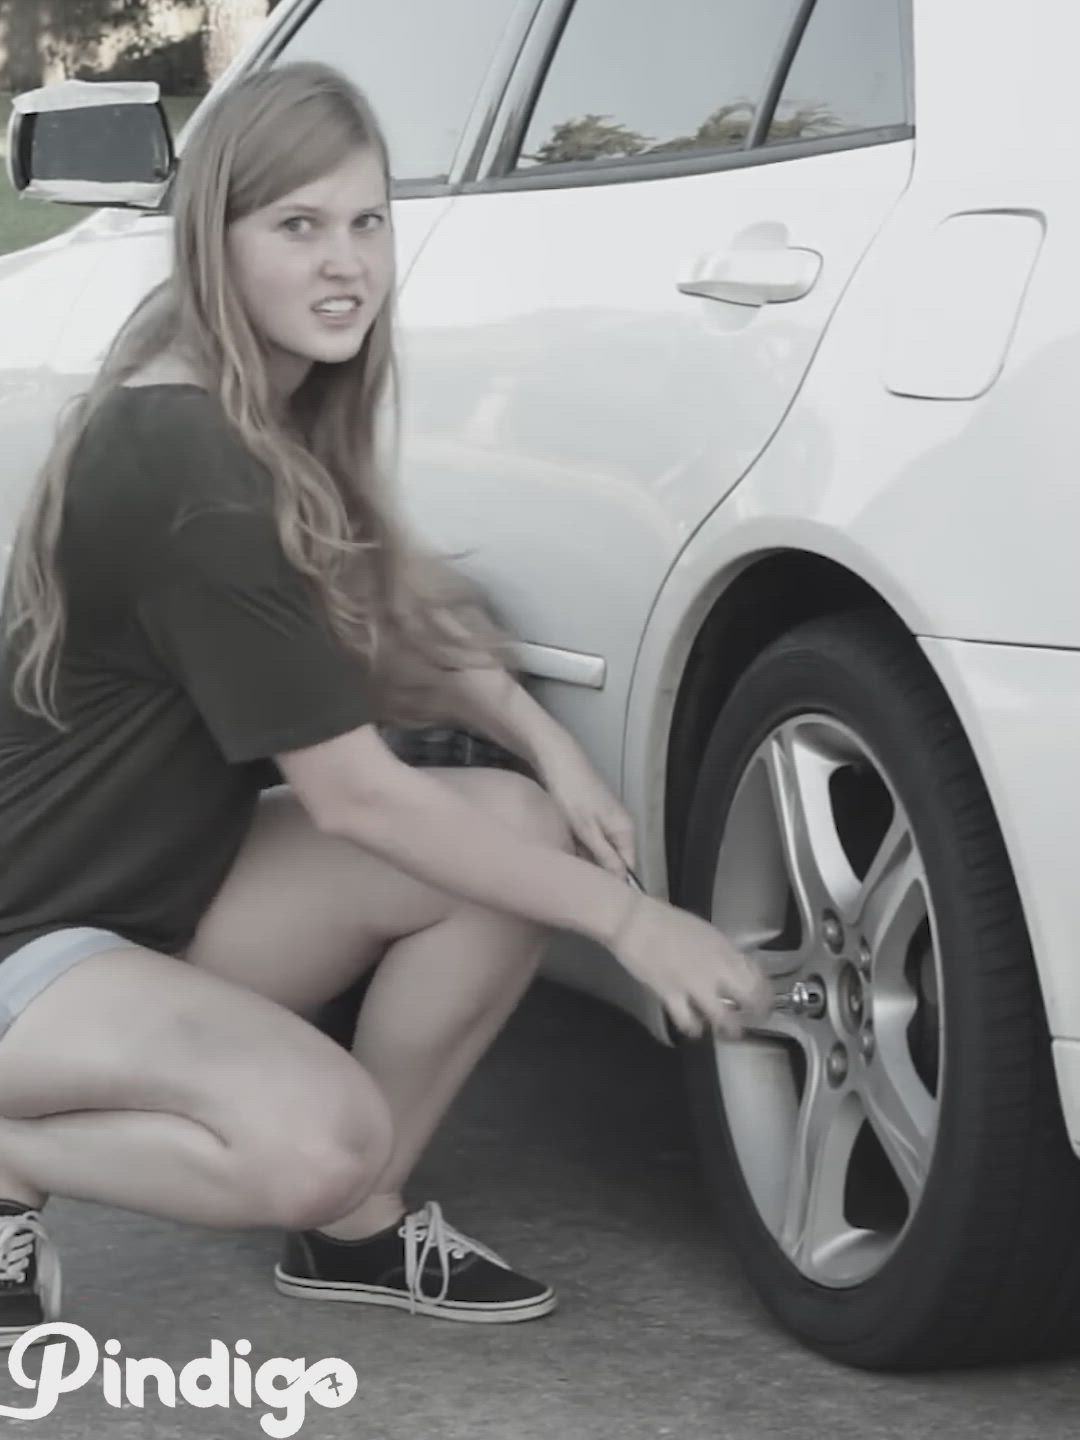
top-left (227, 145), bottom-right (394, 396)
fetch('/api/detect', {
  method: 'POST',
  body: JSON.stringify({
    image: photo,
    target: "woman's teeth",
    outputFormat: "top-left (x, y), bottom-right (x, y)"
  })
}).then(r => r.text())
top-left (314, 298), bottom-right (359, 314)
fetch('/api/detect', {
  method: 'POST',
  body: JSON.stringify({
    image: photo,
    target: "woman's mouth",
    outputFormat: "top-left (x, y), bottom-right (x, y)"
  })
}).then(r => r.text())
top-left (312, 296), bottom-right (362, 326)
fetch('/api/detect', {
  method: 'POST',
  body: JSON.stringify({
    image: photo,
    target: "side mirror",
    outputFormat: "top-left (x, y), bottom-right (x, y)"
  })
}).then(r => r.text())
top-left (7, 79), bottom-right (175, 210)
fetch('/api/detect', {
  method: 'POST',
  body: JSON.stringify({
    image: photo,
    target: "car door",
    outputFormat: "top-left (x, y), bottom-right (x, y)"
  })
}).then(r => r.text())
top-left (395, 0), bottom-right (914, 783)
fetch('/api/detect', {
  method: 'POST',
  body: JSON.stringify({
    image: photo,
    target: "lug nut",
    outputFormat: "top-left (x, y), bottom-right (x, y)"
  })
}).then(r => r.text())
top-left (857, 940), bottom-right (872, 979)
top-left (799, 979), bottom-right (828, 1019)
top-left (860, 1025), bottom-right (875, 1062)
top-left (827, 1044), bottom-right (849, 1086)
top-left (775, 979), bottom-right (828, 1019)
top-left (823, 913), bottom-right (844, 954)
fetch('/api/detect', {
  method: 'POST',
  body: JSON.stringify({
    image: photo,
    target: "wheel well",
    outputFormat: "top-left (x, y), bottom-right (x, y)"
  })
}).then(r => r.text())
top-left (664, 553), bottom-right (899, 892)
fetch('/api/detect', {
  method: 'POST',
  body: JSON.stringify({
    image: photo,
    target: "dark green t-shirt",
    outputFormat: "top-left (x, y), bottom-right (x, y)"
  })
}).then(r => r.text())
top-left (0, 384), bottom-right (373, 965)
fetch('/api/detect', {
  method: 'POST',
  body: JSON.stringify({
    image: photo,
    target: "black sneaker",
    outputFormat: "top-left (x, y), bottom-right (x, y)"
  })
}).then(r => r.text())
top-left (274, 1200), bottom-right (557, 1324)
top-left (0, 1204), bottom-right (61, 1349)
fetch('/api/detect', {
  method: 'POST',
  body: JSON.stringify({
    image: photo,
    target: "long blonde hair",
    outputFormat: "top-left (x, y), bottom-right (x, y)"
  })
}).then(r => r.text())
top-left (4, 61), bottom-right (507, 730)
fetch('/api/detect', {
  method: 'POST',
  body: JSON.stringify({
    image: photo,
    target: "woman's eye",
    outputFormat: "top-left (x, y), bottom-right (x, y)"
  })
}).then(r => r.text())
top-left (354, 212), bottom-right (386, 233)
top-left (281, 216), bottom-right (312, 235)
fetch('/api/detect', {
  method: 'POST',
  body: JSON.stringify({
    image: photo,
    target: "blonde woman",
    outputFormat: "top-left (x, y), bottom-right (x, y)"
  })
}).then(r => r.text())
top-left (0, 63), bottom-right (770, 1343)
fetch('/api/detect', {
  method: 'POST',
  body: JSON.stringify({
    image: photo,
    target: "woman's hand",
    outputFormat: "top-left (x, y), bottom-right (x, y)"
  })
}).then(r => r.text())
top-left (535, 732), bottom-right (771, 1038)
top-left (537, 737), bottom-right (637, 877)
top-left (610, 893), bottom-right (774, 1040)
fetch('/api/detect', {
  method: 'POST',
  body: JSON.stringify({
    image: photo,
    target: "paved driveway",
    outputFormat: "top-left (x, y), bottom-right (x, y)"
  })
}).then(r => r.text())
top-left (3, 981), bottom-right (1079, 1439)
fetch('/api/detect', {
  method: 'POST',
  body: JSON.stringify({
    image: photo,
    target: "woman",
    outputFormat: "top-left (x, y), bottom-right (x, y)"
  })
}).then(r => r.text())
top-left (0, 62), bottom-right (770, 1342)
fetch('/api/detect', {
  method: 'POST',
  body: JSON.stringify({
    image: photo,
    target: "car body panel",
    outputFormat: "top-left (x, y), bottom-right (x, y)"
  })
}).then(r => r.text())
top-left (1053, 1042), bottom-right (1080, 1159)
top-left (620, 0), bottom-right (1080, 1051)
top-left (396, 140), bottom-right (913, 788)
top-left (917, 638), bottom-right (1080, 1052)
top-left (881, 211), bottom-right (1046, 401)
top-left (680, 0), bottom-right (1080, 651)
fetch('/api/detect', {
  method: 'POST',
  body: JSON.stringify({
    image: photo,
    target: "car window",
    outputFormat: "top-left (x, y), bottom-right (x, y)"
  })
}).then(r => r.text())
top-left (514, 0), bottom-right (801, 173)
top-left (275, 0), bottom-right (522, 183)
top-left (766, 0), bottom-right (907, 145)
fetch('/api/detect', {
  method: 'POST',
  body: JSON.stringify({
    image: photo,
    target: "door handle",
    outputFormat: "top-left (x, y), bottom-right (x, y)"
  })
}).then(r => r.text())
top-left (677, 247), bottom-right (822, 307)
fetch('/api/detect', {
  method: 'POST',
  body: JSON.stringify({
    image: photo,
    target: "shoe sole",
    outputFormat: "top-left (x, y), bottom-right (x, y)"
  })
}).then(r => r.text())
top-left (273, 1267), bottom-right (557, 1324)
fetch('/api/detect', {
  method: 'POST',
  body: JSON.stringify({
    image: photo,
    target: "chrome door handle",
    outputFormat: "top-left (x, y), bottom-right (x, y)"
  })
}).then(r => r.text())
top-left (677, 247), bottom-right (822, 306)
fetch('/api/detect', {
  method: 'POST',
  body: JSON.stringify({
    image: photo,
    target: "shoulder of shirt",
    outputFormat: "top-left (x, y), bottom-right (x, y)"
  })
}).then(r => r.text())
top-left (100, 383), bottom-right (271, 512)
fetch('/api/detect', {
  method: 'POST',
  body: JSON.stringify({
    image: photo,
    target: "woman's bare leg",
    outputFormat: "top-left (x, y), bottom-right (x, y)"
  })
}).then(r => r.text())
top-left (335, 897), bottom-right (548, 1236)
top-left (184, 769), bottom-right (572, 1236)
top-left (0, 1110), bottom-right (301, 1228)
top-left (0, 948), bottom-right (393, 1230)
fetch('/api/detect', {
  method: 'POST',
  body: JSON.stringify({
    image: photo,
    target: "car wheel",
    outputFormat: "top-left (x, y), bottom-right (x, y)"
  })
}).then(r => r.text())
top-left (679, 610), bottom-right (1080, 1369)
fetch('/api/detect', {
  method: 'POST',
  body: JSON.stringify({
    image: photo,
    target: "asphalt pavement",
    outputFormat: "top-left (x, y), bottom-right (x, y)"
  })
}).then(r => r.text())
top-left (2, 980), bottom-right (1079, 1440)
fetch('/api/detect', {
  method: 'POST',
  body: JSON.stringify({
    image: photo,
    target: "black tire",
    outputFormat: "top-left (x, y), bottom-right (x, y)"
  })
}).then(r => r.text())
top-left (679, 610), bottom-right (1080, 1370)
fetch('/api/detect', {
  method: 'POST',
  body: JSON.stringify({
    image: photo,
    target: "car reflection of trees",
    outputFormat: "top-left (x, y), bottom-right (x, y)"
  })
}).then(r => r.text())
top-left (522, 100), bottom-right (843, 168)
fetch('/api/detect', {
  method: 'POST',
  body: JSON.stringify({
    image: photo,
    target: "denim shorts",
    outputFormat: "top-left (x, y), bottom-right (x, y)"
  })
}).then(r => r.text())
top-left (0, 928), bottom-right (142, 1043)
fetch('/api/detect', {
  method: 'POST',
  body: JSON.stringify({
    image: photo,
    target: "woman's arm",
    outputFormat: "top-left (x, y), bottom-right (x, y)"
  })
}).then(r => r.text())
top-left (281, 718), bottom-right (629, 941)
top-left (440, 662), bottom-right (638, 876)
top-left (439, 661), bottom-right (569, 776)
top-left (277, 722), bottom-right (773, 1038)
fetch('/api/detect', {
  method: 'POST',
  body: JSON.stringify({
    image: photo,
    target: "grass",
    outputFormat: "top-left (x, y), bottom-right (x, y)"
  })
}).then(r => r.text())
top-left (0, 94), bottom-right (201, 256)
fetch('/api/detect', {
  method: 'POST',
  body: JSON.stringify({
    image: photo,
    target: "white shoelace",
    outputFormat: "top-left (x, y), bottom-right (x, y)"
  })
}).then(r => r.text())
top-left (400, 1201), bottom-right (508, 1312)
top-left (0, 1212), bottom-right (62, 1321)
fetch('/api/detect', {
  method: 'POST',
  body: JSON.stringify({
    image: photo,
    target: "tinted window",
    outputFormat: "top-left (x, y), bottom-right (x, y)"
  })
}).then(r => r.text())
top-left (276, 0), bottom-right (522, 183)
top-left (766, 0), bottom-right (906, 144)
top-left (515, 0), bottom-right (800, 172)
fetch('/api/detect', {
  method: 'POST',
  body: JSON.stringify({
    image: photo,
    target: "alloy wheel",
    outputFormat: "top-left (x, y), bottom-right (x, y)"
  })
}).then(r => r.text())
top-left (709, 715), bottom-right (943, 1288)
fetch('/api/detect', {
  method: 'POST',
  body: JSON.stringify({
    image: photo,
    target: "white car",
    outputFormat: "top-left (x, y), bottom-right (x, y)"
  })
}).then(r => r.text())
top-left (5, 0), bottom-right (1080, 1372)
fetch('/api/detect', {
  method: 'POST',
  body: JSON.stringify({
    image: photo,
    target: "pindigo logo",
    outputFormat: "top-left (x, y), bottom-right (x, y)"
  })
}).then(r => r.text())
top-left (0, 1323), bottom-right (358, 1436)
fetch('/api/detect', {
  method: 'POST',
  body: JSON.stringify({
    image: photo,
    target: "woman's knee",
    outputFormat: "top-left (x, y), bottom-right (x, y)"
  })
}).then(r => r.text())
top-left (167, 1011), bottom-right (396, 1230)
top-left (455, 768), bottom-right (573, 854)
top-left (238, 1072), bottom-right (395, 1231)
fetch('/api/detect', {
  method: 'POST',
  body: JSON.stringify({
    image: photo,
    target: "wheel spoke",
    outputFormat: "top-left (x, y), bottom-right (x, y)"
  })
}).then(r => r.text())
top-left (848, 814), bottom-right (910, 929)
top-left (744, 941), bottom-right (803, 984)
top-left (743, 996), bottom-right (808, 1044)
top-left (858, 826), bottom-right (926, 986)
top-left (713, 1036), bottom-right (803, 1237)
top-left (780, 1061), bottom-right (862, 1277)
top-left (859, 1046), bottom-right (936, 1203)
top-left (762, 723), bottom-right (848, 932)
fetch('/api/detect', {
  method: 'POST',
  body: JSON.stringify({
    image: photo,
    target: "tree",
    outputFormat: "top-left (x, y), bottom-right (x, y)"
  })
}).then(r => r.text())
top-left (650, 99), bottom-right (841, 156)
top-left (767, 101), bottom-right (842, 144)
top-left (524, 96), bottom-right (842, 171)
top-left (649, 102), bottom-right (757, 155)
top-left (203, 0), bottom-right (270, 84)
top-left (0, 0), bottom-right (46, 91)
top-left (1, 1), bottom-right (211, 95)
top-left (526, 113), bottom-right (651, 167)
